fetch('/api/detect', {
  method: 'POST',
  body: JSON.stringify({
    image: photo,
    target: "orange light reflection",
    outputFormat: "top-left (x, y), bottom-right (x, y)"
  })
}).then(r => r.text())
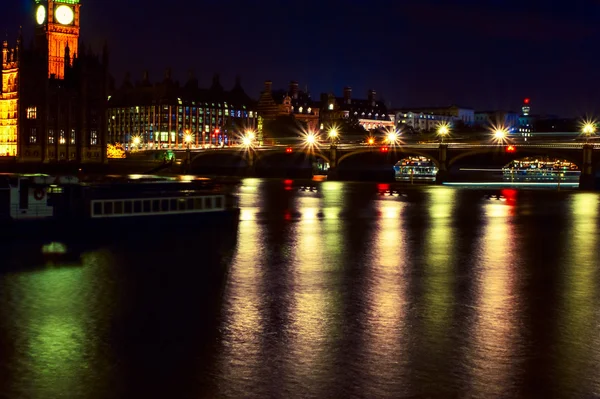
top-left (362, 199), bottom-right (408, 394)
top-left (467, 199), bottom-right (520, 396)
top-left (287, 196), bottom-right (341, 397)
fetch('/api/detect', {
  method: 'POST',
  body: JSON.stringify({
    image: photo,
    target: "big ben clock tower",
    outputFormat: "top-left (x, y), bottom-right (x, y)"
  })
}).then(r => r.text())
top-left (34, 0), bottom-right (80, 79)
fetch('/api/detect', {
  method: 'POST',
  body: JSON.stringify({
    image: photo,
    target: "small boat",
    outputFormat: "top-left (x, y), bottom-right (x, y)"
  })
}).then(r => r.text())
top-left (0, 174), bottom-right (240, 239)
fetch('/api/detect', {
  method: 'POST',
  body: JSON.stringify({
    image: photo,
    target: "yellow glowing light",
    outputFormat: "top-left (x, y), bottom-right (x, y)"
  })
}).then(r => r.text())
top-left (386, 131), bottom-right (398, 144)
top-left (437, 122), bottom-right (450, 136)
top-left (131, 136), bottom-right (141, 146)
top-left (245, 130), bottom-right (255, 140)
top-left (493, 127), bottom-right (509, 141)
top-left (184, 133), bottom-right (193, 144)
top-left (367, 137), bottom-right (375, 145)
top-left (582, 122), bottom-right (596, 136)
top-left (242, 136), bottom-right (252, 146)
top-left (305, 133), bottom-right (317, 145)
top-left (107, 143), bottom-right (126, 158)
top-left (328, 128), bottom-right (338, 139)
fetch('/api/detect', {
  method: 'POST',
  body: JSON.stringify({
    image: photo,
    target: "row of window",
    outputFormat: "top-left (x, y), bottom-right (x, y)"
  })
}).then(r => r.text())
top-left (91, 196), bottom-right (224, 217)
top-left (28, 128), bottom-right (98, 145)
top-left (111, 104), bottom-right (249, 114)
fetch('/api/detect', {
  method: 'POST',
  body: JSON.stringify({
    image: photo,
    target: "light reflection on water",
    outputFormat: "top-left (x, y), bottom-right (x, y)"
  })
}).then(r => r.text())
top-left (2, 180), bottom-right (600, 398)
top-left (467, 190), bottom-right (523, 398)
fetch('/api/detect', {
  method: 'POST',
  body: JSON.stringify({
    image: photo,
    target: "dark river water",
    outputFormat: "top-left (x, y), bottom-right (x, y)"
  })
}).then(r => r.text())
top-left (1, 179), bottom-right (600, 399)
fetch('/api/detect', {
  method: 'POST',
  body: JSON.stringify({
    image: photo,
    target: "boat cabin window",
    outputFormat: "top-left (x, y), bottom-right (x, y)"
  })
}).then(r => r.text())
top-left (92, 195), bottom-right (223, 217)
top-left (104, 202), bottom-right (113, 215)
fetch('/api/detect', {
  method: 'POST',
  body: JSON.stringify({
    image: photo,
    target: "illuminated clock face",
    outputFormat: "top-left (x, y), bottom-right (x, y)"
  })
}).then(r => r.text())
top-left (54, 5), bottom-right (74, 25)
top-left (36, 5), bottom-right (46, 25)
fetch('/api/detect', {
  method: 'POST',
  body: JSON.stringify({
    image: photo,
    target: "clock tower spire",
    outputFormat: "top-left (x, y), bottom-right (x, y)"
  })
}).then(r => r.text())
top-left (34, 0), bottom-right (81, 79)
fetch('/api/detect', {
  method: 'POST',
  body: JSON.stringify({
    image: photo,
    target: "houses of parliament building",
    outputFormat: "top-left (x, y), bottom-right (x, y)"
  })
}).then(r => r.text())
top-left (0, 0), bottom-right (108, 163)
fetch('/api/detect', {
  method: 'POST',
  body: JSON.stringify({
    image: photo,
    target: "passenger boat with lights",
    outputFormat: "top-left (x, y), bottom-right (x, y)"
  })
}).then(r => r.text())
top-left (502, 158), bottom-right (580, 182)
top-left (0, 174), bottom-right (240, 237)
top-left (394, 157), bottom-right (438, 181)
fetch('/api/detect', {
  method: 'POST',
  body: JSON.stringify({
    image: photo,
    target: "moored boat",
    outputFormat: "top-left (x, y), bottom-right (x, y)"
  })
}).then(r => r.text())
top-left (0, 174), bottom-right (240, 239)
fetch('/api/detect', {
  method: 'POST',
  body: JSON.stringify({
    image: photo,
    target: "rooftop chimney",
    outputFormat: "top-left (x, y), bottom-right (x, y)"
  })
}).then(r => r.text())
top-left (289, 80), bottom-right (299, 99)
top-left (343, 87), bottom-right (352, 104)
top-left (264, 80), bottom-right (272, 93)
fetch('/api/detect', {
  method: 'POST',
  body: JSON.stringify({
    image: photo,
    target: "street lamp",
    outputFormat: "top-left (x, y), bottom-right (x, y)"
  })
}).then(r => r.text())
top-left (493, 127), bottom-right (509, 142)
top-left (131, 135), bottom-right (141, 152)
top-left (305, 132), bottom-right (317, 146)
top-left (241, 136), bottom-right (252, 147)
top-left (582, 121), bottom-right (596, 143)
top-left (328, 128), bottom-right (338, 141)
top-left (386, 130), bottom-right (398, 145)
top-left (437, 122), bottom-right (450, 144)
top-left (184, 131), bottom-right (193, 171)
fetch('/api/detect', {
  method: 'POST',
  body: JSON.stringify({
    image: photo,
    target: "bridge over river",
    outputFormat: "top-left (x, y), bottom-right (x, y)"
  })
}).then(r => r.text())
top-left (135, 140), bottom-right (600, 189)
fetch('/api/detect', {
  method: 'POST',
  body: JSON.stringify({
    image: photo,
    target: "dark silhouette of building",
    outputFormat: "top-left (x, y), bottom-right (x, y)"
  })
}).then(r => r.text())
top-left (0, 0), bottom-right (109, 163)
top-left (319, 88), bottom-right (394, 131)
top-left (256, 80), bottom-right (320, 134)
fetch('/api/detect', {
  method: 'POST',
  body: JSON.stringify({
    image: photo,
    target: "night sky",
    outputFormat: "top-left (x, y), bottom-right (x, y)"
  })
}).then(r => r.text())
top-left (3, 0), bottom-right (599, 116)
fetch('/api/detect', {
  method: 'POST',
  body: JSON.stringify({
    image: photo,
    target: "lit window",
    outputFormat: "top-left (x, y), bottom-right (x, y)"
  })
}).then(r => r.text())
top-left (70, 129), bottom-right (76, 144)
top-left (29, 128), bottom-right (37, 144)
top-left (59, 129), bottom-right (65, 144)
top-left (90, 130), bottom-right (98, 145)
top-left (328, 104), bottom-right (333, 110)
top-left (27, 107), bottom-right (37, 119)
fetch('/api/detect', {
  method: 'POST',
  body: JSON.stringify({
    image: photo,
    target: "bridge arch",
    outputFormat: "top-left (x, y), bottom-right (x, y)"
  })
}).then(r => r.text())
top-left (258, 148), bottom-right (331, 165)
top-left (190, 149), bottom-right (250, 166)
top-left (337, 147), bottom-right (441, 168)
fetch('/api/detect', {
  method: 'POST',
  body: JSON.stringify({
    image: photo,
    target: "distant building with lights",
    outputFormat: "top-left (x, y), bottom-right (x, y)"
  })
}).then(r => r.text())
top-left (394, 106), bottom-right (475, 128)
top-left (0, 0), bottom-right (108, 163)
top-left (475, 111), bottom-right (520, 132)
top-left (319, 88), bottom-right (394, 131)
top-left (256, 80), bottom-right (320, 133)
top-left (107, 72), bottom-right (257, 148)
top-left (393, 110), bottom-right (458, 133)
top-left (519, 98), bottom-right (535, 133)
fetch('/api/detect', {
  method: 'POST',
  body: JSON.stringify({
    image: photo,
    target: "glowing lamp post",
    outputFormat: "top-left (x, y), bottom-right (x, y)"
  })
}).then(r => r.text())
top-left (184, 131), bottom-right (193, 171)
top-left (242, 136), bottom-right (252, 147)
top-left (305, 132), bottom-right (317, 146)
top-left (582, 122), bottom-right (596, 143)
top-left (494, 128), bottom-right (508, 142)
top-left (386, 131), bottom-right (398, 146)
top-left (131, 135), bottom-right (141, 152)
top-left (328, 128), bottom-right (339, 144)
top-left (437, 123), bottom-right (450, 144)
